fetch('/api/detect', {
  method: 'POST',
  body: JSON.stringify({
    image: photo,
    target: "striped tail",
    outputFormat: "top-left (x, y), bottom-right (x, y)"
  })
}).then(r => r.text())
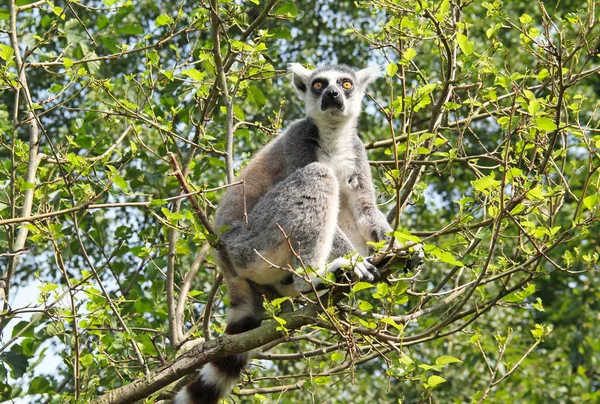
top-left (173, 278), bottom-right (263, 404)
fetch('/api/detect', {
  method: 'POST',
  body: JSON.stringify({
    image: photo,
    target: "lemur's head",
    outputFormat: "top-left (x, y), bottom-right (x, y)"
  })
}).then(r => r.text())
top-left (288, 63), bottom-right (380, 122)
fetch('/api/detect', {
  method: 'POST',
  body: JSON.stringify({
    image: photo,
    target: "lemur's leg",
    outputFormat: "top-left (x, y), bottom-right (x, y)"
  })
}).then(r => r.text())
top-left (222, 163), bottom-right (339, 293)
top-left (222, 162), bottom-right (374, 295)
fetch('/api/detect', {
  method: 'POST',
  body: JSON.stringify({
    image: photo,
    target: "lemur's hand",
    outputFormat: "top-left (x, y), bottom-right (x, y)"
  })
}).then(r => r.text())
top-left (388, 242), bottom-right (425, 271)
top-left (326, 253), bottom-right (379, 283)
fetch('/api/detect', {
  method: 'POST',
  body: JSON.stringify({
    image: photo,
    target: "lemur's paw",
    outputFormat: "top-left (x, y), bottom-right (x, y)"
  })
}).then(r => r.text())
top-left (393, 242), bottom-right (425, 271)
top-left (406, 243), bottom-right (425, 270)
top-left (353, 260), bottom-right (377, 282)
top-left (326, 257), bottom-right (351, 280)
top-left (327, 254), bottom-right (378, 283)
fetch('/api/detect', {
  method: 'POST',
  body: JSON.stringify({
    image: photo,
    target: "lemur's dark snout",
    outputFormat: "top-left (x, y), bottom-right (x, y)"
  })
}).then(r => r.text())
top-left (325, 87), bottom-right (340, 98)
top-left (321, 86), bottom-right (344, 111)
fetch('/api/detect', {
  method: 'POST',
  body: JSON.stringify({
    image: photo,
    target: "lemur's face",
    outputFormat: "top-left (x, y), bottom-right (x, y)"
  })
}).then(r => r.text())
top-left (289, 64), bottom-right (380, 123)
top-left (308, 69), bottom-right (356, 116)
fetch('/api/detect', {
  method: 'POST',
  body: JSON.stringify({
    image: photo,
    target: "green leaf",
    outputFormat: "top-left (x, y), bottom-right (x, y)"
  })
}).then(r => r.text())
top-left (20, 181), bottom-right (35, 191)
top-left (506, 167), bottom-right (523, 181)
top-left (470, 333), bottom-right (482, 345)
top-left (52, 6), bottom-right (65, 19)
top-left (247, 85), bottom-right (266, 107)
top-left (253, 393), bottom-right (267, 403)
top-left (528, 99), bottom-right (540, 116)
top-left (272, 2), bottom-right (298, 17)
top-left (435, 355), bottom-right (463, 365)
top-left (537, 68), bottom-right (550, 81)
top-left (314, 376), bottom-right (331, 385)
top-left (456, 33), bottom-right (474, 55)
top-left (40, 283), bottom-right (58, 293)
top-left (231, 40), bottom-right (254, 52)
top-left (113, 175), bottom-right (128, 189)
top-left (386, 62), bottom-right (398, 76)
top-left (488, 204), bottom-right (499, 218)
top-left (48, 83), bottom-right (63, 93)
top-left (504, 283), bottom-right (536, 303)
top-left (393, 231), bottom-right (421, 244)
top-left (530, 324), bottom-right (550, 340)
top-left (535, 117), bottom-right (557, 132)
top-left (438, 0), bottom-right (450, 15)
top-left (86, 52), bottom-right (101, 75)
top-left (471, 174), bottom-right (501, 193)
top-left (270, 296), bottom-right (290, 308)
top-left (496, 116), bottom-right (510, 128)
top-left (28, 376), bottom-right (52, 394)
top-left (0, 44), bottom-right (14, 61)
top-left (519, 13), bottom-right (533, 24)
top-left (1, 347), bottom-right (29, 378)
top-left (532, 297), bottom-right (545, 312)
top-left (510, 204), bottom-right (525, 215)
top-left (582, 195), bottom-right (598, 211)
top-left (11, 321), bottom-right (34, 338)
top-left (233, 104), bottom-right (244, 121)
top-left (358, 300), bottom-right (373, 311)
top-left (379, 317), bottom-right (403, 331)
top-left (273, 315), bottom-right (287, 326)
top-left (527, 185), bottom-right (544, 200)
top-left (419, 363), bottom-right (441, 371)
top-left (182, 68), bottom-right (205, 82)
top-left (400, 16), bottom-right (414, 30)
top-left (444, 101), bottom-right (460, 110)
top-left (402, 48), bottom-right (417, 61)
top-left (425, 375), bottom-right (446, 389)
top-left (331, 352), bottom-right (344, 362)
top-left (155, 13), bottom-right (173, 27)
top-left (436, 250), bottom-right (464, 267)
top-left (352, 282), bottom-right (374, 293)
top-left (373, 282), bottom-right (389, 299)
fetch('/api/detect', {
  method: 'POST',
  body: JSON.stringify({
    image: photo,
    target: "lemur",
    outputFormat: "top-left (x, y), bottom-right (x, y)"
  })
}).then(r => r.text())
top-left (174, 63), bottom-right (420, 404)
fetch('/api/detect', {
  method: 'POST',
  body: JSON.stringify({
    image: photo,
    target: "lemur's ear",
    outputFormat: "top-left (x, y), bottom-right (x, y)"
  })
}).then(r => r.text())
top-left (356, 65), bottom-right (380, 89)
top-left (288, 63), bottom-right (313, 96)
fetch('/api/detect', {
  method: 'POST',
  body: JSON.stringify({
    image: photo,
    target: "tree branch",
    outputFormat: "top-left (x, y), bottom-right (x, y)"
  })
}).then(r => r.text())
top-left (2, 0), bottom-right (41, 301)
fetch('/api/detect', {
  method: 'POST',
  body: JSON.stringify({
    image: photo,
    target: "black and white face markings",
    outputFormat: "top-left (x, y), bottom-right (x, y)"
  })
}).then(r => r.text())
top-left (307, 66), bottom-right (358, 113)
top-left (310, 74), bottom-right (355, 111)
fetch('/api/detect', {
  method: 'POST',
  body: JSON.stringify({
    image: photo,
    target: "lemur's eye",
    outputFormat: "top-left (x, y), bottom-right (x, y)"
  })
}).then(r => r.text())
top-left (342, 81), bottom-right (353, 89)
top-left (313, 82), bottom-right (323, 90)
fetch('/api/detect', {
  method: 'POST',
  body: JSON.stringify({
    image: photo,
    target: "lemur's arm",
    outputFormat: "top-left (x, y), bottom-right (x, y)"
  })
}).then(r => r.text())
top-left (346, 138), bottom-right (394, 244)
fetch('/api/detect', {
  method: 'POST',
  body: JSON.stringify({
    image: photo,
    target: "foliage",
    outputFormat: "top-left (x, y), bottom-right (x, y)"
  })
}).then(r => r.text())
top-left (0, 0), bottom-right (598, 403)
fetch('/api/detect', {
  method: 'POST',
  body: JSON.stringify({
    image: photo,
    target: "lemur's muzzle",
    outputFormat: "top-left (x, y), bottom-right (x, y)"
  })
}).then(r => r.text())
top-left (321, 86), bottom-right (344, 111)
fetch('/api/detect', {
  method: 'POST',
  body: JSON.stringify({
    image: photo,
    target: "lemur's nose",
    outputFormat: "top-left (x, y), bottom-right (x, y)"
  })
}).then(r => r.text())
top-left (325, 87), bottom-right (340, 98)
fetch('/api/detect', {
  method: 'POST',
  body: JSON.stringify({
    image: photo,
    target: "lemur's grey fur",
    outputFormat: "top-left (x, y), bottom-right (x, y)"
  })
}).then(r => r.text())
top-left (174, 63), bottom-right (396, 404)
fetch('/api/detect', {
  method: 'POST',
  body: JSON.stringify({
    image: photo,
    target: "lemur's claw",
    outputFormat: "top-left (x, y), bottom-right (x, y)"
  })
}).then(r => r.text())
top-left (364, 257), bottom-right (380, 278)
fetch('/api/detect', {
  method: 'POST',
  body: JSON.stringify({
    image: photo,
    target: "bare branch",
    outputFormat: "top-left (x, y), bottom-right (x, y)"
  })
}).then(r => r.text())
top-left (2, 0), bottom-right (42, 301)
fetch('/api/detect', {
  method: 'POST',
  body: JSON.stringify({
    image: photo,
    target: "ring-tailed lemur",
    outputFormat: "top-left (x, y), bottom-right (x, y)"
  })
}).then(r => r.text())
top-left (174, 63), bottom-right (418, 404)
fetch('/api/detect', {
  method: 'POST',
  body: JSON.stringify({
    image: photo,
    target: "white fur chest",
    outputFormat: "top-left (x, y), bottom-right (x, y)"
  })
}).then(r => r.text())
top-left (316, 132), bottom-right (357, 188)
